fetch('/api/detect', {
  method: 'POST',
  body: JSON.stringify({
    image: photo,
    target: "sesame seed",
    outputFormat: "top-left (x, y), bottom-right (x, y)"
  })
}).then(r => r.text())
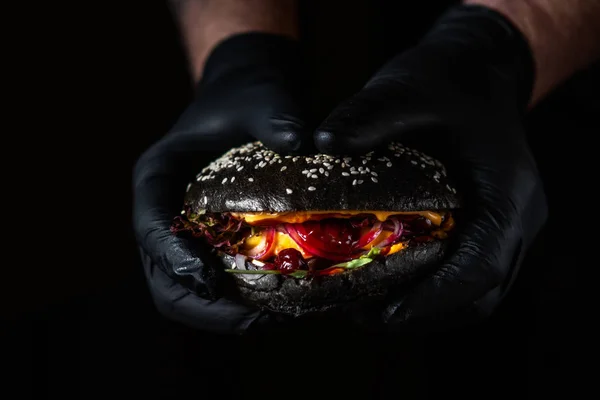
top-left (421, 164), bottom-right (426, 168)
top-left (280, 166), bottom-right (287, 172)
top-left (371, 172), bottom-right (378, 176)
top-left (221, 178), bottom-right (228, 184)
top-left (230, 177), bottom-right (235, 182)
top-left (362, 160), bottom-right (368, 165)
top-left (341, 163), bottom-right (346, 168)
top-left (248, 178), bottom-right (254, 182)
top-left (311, 174), bottom-right (318, 179)
top-left (324, 171), bottom-right (329, 177)
top-left (342, 172), bottom-right (350, 176)
top-left (323, 162), bottom-right (331, 167)
top-left (327, 165), bottom-right (333, 170)
top-left (335, 159), bottom-right (340, 163)
top-left (358, 180), bottom-right (364, 184)
top-left (286, 188), bottom-right (293, 194)
top-left (411, 160), bottom-right (417, 165)
top-left (352, 179), bottom-right (357, 185)
top-left (371, 177), bottom-right (378, 183)
top-left (302, 170), bottom-right (309, 174)
top-left (310, 169), bottom-right (317, 173)
top-left (237, 166), bottom-right (244, 171)
top-left (351, 171), bottom-right (359, 175)
top-left (186, 183), bottom-right (191, 192)
top-left (308, 186), bottom-right (316, 191)
top-left (386, 162), bottom-right (392, 167)
top-left (319, 168), bottom-right (324, 174)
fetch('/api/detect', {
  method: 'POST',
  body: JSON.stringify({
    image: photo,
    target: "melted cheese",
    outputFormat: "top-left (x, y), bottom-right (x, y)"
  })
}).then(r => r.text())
top-left (231, 210), bottom-right (444, 226)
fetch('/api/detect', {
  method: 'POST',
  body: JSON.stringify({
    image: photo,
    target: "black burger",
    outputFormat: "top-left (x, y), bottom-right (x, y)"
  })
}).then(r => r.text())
top-left (172, 141), bottom-right (460, 316)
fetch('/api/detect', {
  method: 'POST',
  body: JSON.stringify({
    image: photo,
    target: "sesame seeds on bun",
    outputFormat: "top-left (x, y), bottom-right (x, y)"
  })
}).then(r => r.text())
top-left (185, 141), bottom-right (460, 214)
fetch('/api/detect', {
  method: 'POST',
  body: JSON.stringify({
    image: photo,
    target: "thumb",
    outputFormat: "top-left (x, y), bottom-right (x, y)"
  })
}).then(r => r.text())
top-left (314, 85), bottom-right (442, 155)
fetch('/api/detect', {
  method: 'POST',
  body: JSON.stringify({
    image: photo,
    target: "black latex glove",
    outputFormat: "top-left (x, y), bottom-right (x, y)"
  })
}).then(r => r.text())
top-left (133, 33), bottom-right (309, 334)
top-left (314, 5), bottom-right (548, 331)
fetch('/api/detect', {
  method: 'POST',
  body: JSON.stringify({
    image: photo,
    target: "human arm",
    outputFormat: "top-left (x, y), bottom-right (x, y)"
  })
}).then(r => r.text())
top-left (168, 0), bottom-right (299, 82)
top-left (465, 0), bottom-right (600, 106)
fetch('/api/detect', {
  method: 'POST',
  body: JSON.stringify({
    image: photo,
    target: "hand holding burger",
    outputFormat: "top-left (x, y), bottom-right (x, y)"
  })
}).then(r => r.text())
top-left (132, 32), bottom-right (309, 334)
top-left (313, 5), bottom-right (548, 329)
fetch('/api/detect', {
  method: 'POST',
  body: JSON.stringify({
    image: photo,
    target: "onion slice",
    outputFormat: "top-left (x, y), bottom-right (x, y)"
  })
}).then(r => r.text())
top-left (376, 218), bottom-right (403, 248)
top-left (245, 227), bottom-right (276, 260)
top-left (354, 221), bottom-right (383, 249)
top-left (234, 253), bottom-right (247, 270)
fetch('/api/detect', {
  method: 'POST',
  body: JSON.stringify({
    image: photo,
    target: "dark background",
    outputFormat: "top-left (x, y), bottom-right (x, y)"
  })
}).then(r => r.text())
top-left (5, 1), bottom-right (593, 398)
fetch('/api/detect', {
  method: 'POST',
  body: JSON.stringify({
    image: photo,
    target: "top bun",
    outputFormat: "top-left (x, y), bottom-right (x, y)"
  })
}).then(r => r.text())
top-left (185, 141), bottom-right (460, 213)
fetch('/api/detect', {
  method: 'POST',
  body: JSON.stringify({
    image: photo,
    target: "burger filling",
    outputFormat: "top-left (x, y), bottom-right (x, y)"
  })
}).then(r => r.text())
top-left (172, 208), bottom-right (455, 278)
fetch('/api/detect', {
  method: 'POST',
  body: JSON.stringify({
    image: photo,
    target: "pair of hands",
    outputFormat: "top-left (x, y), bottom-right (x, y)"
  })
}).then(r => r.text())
top-left (133, 5), bottom-right (547, 334)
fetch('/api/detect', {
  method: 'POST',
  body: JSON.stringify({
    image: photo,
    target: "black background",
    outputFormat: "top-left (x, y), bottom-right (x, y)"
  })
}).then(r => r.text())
top-left (4, 1), bottom-right (594, 398)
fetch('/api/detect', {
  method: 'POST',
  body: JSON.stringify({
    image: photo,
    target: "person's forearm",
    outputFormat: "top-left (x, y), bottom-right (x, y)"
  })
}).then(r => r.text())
top-left (465, 0), bottom-right (600, 106)
top-left (169, 0), bottom-right (299, 82)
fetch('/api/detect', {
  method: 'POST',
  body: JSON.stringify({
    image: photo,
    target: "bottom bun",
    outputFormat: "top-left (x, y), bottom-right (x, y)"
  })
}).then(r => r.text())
top-left (220, 241), bottom-right (447, 317)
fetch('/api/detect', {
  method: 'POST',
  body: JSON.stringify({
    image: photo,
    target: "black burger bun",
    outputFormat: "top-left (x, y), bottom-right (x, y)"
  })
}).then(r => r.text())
top-left (220, 240), bottom-right (446, 317)
top-left (185, 141), bottom-right (460, 214)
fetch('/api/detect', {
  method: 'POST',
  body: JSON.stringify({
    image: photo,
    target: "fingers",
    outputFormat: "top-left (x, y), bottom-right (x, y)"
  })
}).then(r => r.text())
top-left (314, 85), bottom-right (441, 155)
top-left (255, 113), bottom-right (313, 155)
top-left (248, 91), bottom-right (315, 155)
top-left (141, 250), bottom-right (263, 334)
top-left (132, 134), bottom-right (242, 298)
top-left (383, 203), bottom-right (524, 330)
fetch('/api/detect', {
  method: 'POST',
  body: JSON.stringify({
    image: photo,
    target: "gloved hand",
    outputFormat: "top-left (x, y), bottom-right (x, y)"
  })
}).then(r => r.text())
top-left (133, 33), bottom-right (309, 334)
top-left (314, 5), bottom-right (548, 331)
